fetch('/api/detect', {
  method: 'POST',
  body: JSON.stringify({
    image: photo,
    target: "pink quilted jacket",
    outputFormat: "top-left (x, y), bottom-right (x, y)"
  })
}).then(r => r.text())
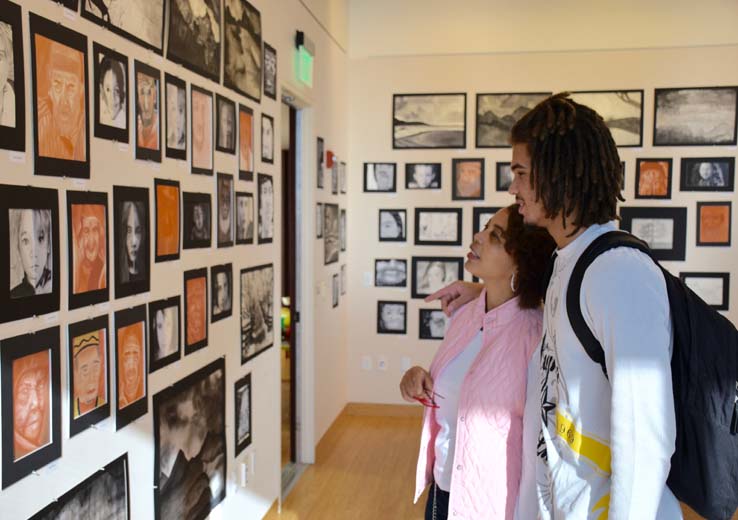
top-left (414, 292), bottom-right (542, 519)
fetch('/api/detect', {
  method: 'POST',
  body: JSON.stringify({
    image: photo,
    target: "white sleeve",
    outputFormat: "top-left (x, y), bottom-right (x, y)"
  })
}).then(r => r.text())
top-left (515, 344), bottom-right (542, 520)
top-left (580, 248), bottom-right (676, 520)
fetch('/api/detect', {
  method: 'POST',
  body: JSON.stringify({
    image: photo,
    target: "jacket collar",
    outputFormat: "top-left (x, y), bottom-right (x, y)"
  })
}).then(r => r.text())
top-left (470, 290), bottom-right (525, 330)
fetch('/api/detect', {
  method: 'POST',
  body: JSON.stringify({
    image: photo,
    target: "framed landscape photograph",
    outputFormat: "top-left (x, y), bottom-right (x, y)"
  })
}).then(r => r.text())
top-left (364, 163), bottom-right (396, 192)
top-left (654, 87), bottom-right (738, 146)
top-left (569, 90), bottom-right (644, 147)
top-left (393, 93), bottom-right (466, 149)
top-left (411, 256), bottom-right (464, 299)
top-left (419, 309), bottom-right (448, 340)
top-left (167, 0), bottom-right (221, 82)
top-left (475, 92), bottom-right (550, 148)
top-left (67, 190), bottom-right (108, 310)
top-left (224, 0), bottom-right (261, 102)
top-left (377, 300), bottom-right (406, 334)
top-left (452, 158), bottom-right (484, 200)
top-left (375, 259), bottom-right (407, 288)
top-left (496, 162), bottom-right (513, 191)
top-left (406, 163), bottom-right (441, 189)
top-left (679, 272), bottom-right (730, 311)
top-left (81, 0), bottom-right (164, 54)
top-left (696, 201), bottom-right (731, 246)
top-left (240, 263), bottom-right (274, 364)
top-left (0, 0), bottom-right (26, 152)
top-left (414, 208), bottom-right (462, 246)
top-left (635, 158), bottom-right (672, 199)
top-left (378, 209), bottom-right (406, 242)
top-left (92, 42), bottom-right (128, 143)
top-left (680, 157), bottom-right (735, 192)
top-left (619, 206), bottom-right (687, 261)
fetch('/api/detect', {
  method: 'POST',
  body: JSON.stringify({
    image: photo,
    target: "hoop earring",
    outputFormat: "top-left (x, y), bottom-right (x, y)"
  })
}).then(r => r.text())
top-left (510, 272), bottom-right (518, 293)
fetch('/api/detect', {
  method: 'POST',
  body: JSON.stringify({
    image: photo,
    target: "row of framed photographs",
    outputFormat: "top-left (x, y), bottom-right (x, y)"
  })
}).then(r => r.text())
top-left (315, 203), bottom-right (347, 264)
top-left (376, 302), bottom-right (449, 338)
top-left (316, 137), bottom-right (348, 193)
top-left (392, 88), bottom-right (738, 149)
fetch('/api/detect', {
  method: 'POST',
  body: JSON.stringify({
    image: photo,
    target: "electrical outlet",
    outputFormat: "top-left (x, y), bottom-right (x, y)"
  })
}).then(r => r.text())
top-left (361, 355), bottom-right (372, 370)
top-left (377, 356), bottom-right (388, 371)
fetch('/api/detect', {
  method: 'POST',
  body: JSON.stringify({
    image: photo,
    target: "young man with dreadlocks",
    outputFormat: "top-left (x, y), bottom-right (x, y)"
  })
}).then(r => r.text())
top-left (428, 93), bottom-right (682, 519)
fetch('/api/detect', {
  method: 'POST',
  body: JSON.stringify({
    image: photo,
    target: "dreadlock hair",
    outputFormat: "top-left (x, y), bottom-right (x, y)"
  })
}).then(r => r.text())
top-left (510, 92), bottom-right (625, 235)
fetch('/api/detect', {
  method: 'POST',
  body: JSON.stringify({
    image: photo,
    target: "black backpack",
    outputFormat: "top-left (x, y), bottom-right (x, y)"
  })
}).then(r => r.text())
top-left (542, 230), bottom-right (738, 519)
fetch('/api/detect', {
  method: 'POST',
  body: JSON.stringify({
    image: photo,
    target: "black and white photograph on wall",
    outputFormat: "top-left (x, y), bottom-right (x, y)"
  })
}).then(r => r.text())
top-left (217, 173), bottom-right (234, 247)
top-left (1, 326), bottom-right (61, 489)
top-left (406, 163), bottom-right (441, 189)
top-left (257, 173), bottom-right (274, 244)
top-left (81, 0), bottom-right (165, 53)
top-left (331, 160), bottom-right (339, 195)
top-left (393, 93), bottom-right (466, 149)
top-left (215, 94), bottom-right (236, 154)
top-left (569, 90), bottom-right (644, 147)
top-left (167, 0), bottom-right (221, 82)
top-left (236, 192), bottom-right (254, 245)
top-left (378, 209), bottom-right (406, 242)
top-left (30, 14), bottom-right (90, 179)
top-left (240, 263), bottom-right (274, 364)
top-left (419, 309), bottom-right (448, 340)
top-left (0, 0), bottom-right (25, 152)
top-left (153, 358), bottom-right (225, 520)
top-left (415, 208), bottom-right (462, 246)
top-left (324, 203), bottom-right (339, 265)
top-left (496, 162), bottom-right (513, 191)
top-left (332, 273), bottom-right (339, 308)
top-left (654, 87), bottom-right (738, 146)
top-left (182, 192), bottom-right (211, 249)
top-left (114, 305), bottom-right (147, 431)
top-left (29, 453), bottom-right (129, 520)
top-left (92, 43), bottom-right (128, 143)
top-left (224, 0), bottom-right (261, 102)
top-left (475, 92), bottom-right (550, 148)
top-left (261, 113), bottom-right (274, 163)
top-left (340, 162), bottom-right (347, 193)
top-left (0, 185), bottom-right (60, 324)
top-left (473, 206), bottom-right (502, 235)
top-left (164, 73), bottom-right (186, 160)
top-left (679, 272), bottom-right (730, 311)
top-left (375, 259), bottom-right (407, 288)
top-left (134, 60), bottom-right (161, 162)
top-left (317, 137), bottom-right (325, 188)
top-left (340, 209), bottom-right (346, 252)
top-left (411, 257), bottom-right (464, 299)
top-left (316, 202), bottom-right (323, 238)
top-left (148, 296), bottom-right (180, 373)
top-left (619, 206), bottom-right (687, 261)
top-left (67, 190), bottom-right (108, 310)
top-left (263, 42), bottom-right (277, 100)
top-left (364, 163), bottom-right (396, 192)
top-left (680, 157), bottom-right (735, 192)
top-left (234, 372), bottom-right (252, 456)
top-left (113, 186), bottom-right (149, 298)
top-left (377, 301), bottom-right (406, 334)
top-left (340, 264), bottom-right (346, 295)
top-left (211, 263), bottom-right (233, 322)
top-left (191, 85), bottom-right (213, 175)
top-left (452, 158), bottom-right (484, 200)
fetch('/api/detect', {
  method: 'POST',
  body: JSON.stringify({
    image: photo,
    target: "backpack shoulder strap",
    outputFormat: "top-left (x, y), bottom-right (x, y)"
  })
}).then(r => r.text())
top-left (567, 230), bottom-right (653, 380)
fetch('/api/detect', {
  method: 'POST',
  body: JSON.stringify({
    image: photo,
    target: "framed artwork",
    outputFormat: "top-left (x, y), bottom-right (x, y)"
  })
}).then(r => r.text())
top-left (340, 208), bottom-right (346, 252)
top-left (134, 60), bottom-right (161, 162)
top-left (340, 162), bottom-right (347, 194)
top-left (635, 158), bottom-right (672, 199)
top-left (224, 0), bottom-right (262, 102)
top-left (364, 163), bottom-right (396, 192)
top-left (30, 13), bottom-right (90, 178)
top-left (184, 268), bottom-right (208, 355)
top-left (316, 203), bottom-right (323, 239)
top-left (113, 186), bottom-right (149, 298)
top-left (452, 158), bottom-right (485, 200)
top-left (0, 0), bottom-right (25, 152)
top-left (81, 0), bottom-right (165, 54)
top-left (680, 157), bottom-right (735, 192)
top-left (411, 256), bottom-right (464, 299)
top-left (167, 0), bottom-right (221, 82)
top-left (29, 453), bottom-right (129, 519)
top-left (323, 203), bottom-right (339, 265)
top-left (153, 358), bottom-right (225, 520)
top-left (234, 373), bottom-right (252, 456)
top-left (473, 206), bottom-right (503, 236)
top-left (419, 309), bottom-right (448, 340)
top-left (257, 173), bottom-right (274, 244)
top-left (191, 85), bottom-right (213, 175)
top-left (475, 92), bottom-right (550, 148)
top-left (375, 259), bottom-right (407, 288)
top-left (240, 263), bottom-right (274, 364)
top-left (696, 201), bottom-right (732, 246)
top-left (680, 272), bottom-right (730, 311)
top-left (331, 160), bottom-right (339, 195)
top-left (393, 93), bottom-right (466, 149)
top-left (415, 207), bottom-right (462, 246)
top-left (238, 104), bottom-right (254, 180)
top-left (148, 295), bottom-right (180, 373)
top-left (211, 263), bottom-right (233, 323)
top-left (654, 87), bottom-right (738, 146)
top-left (377, 301), bottom-right (406, 334)
top-left (317, 137), bottom-right (324, 189)
top-left (0, 185), bottom-right (60, 324)
top-left (154, 179), bottom-right (180, 262)
top-left (406, 163), bottom-right (441, 189)
top-left (216, 94), bottom-right (236, 154)
top-left (1, 326), bottom-right (61, 489)
top-left (236, 192), bottom-right (254, 245)
top-left (332, 273), bottom-right (339, 308)
top-left (68, 315), bottom-right (109, 437)
top-left (261, 113), bottom-right (274, 163)
top-left (263, 42), bottom-right (277, 100)
top-left (217, 172), bottom-right (234, 247)
top-left (619, 206), bottom-right (687, 261)
top-left (67, 190), bottom-right (108, 309)
top-left (496, 162), bottom-right (513, 191)
top-left (164, 73), bottom-right (186, 160)
top-left (378, 209), bottom-right (406, 242)
top-left (182, 192), bottom-right (211, 249)
top-left (569, 90), bottom-right (644, 147)
top-left (114, 305), bottom-right (147, 431)
top-left (92, 42), bottom-right (128, 143)
top-left (340, 264), bottom-right (346, 295)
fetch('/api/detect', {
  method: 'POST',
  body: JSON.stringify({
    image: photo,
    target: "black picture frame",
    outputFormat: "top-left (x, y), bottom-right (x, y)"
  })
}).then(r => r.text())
top-left (496, 162), bottom-right (512, 192)
top-left (215, 94), bottom-right (236, 154)
top-left (378, 209), bottom-right (406, 242)
top-left (0, 0), bottom-right (24, 152)
top-left (0, 184), bottom-right (60, 324)
top-left (405, 163), bottom-right (441, 190)
top-left (679, 272), bottom-right (730, 311)
top-left (472, 206), bottom-right (503, 238)
top-left (363, 163), bottom-right (397, 192)
top-left (30, 13), bottom-right (90, 178)
top-left (114, 305), bottom-right (148, 431)
top-left (340, 161), bottom-right (347, 194)
top-left (257, 173), bottom-right (274, 244)
top-left (81, 0), bottom-right (165, 54)
top-left (113, 185), bottom-right (150, 299)
top-left (148, 295), bottom-right (181, 373)
top-left (238, 104), bottom-right (254, 181)
top-left (475, 92), bottom-right (551, 148)
top-left (374, 259), bottom-right (407, 288)
top-left (166, 0), bottom-right (221, 82)
top-left (164, 73), bottom-right (187, 160)
top-left (340, 208), bottom-right (346, 252)
top-left (323, 203), bottom-right (339, 265)
top-left (679, 157), bottom-right (735, 192)
top-left (316, 203), bottom-right (323, 238)
top-left (377, 300), bottom-right (407, 334)
top-left (393, 93), bottom-right (466, 149)
top-left (211, 263), bottom-right (233, 323)
top-left (696, 201), bottom-right (732, 247)
top-left (452, 158), bottom-right (485, 201)
top-left (340, 264), bottom-right (346, 295)
top-left (182, 191), bottom-right (211, 249)
top-left (1, 326), bottom-right (61, 489)
top-left (411, 256), bottom-right (465, 299)
top-left (133, 60), bottom-right (161, 163)
top-left (191, 84), bottom-right (214, 175)
top-left (234, 372), bottom-right (252, 456)
top-left (240, 263), bottom-right (275, 364)
top-left (92, 42), bottom-right (129, 143)
top-left (331, 161), bottom-right (339, 195)
top-left (332, 273), bottom-right (339, 308)
top-left (317, 137), bottom-right (324, 189)
top-left (263, 42), bottom-right (277, 100)
top-left (619, 206), bottom-right (687, 261)
top-left (184, 268), bottom-right (208, 355)
top-left (235, 191), bottom-right (255, 245)
top-left (154, 178), bottom-right (181, 263)
top-left (261, 113), bottom-right (274, 164)
top-left (68, 314), bottom-right (110, 437)
top-left (569, 90), bottom-right (644, 148)
top-left (217, 172), bottom-right (234, 248)
top-left (414, 208), bottom-right (462, 246)
top-left (635, 158), bottom-right (673, 199)
top-left (223, 0), bottom-right (262, 103)
top-left (419, 308), bottom-right (447, 340)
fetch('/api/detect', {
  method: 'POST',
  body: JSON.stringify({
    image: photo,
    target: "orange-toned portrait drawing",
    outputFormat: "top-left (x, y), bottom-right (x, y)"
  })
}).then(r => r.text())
top-left (34, 34), bottom-right (87, 161)
top-left (699, 205), bottom-right (730, 244)
top-left (72, 330), bottom-right (106, 418)
top-left (187, 276), bottom-right (206, 345)
top-left (239, 109), bottom-right (253, 172)
top-left (638, 161), bottom-right (670, 197)
top-left (192, 90), bottom-right (212, 170)
top-left (71, 203), bottom-right (106, 294)
top-left (137, 72), bottom-right (159, 150)
top-left (117, 322), bottom-right (145, 409)
top-left (156, 184), bottom-right (180, 257)
top-left (13, 350), bottom-right (51, 461)
top-left (455, 161), bottom-right (482, 198)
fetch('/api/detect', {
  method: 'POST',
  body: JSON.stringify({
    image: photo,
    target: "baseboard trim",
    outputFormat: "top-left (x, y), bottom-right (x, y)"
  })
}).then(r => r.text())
top-left (344, 402), bottom-right (424, 418)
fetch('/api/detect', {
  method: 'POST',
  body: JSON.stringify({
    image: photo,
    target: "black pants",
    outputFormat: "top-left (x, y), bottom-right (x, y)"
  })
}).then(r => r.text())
top-left (424, 480), bottom-right (450, 520)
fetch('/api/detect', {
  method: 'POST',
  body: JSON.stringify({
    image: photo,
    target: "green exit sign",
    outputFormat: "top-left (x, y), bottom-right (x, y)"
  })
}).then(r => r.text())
top-left (297, 45), bottom-right (313, 87)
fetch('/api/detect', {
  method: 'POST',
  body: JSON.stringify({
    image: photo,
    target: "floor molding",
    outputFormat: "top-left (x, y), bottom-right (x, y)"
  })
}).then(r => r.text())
top-left (344, 402), bottom-right (424, 418)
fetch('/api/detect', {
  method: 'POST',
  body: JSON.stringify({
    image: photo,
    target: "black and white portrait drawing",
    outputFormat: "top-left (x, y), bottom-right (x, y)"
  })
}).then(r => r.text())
top-left (419, 309), bottom-right (448, 340)
top-left (620, 206), bottom-right (687, 262)
top-left (415, 208), bottom-right (462, 246)
top-left (240, 264), bottom-right (274, 364)
top-left (569, 90), bottom-right (643, 147)
top-left (375, 259), bottom-right (407, 288)
top-left (257, 173), bottom-right (274, 244)
top-left (113, 187), bottom-right (150, 298)
top-left (406, 163), bottom-right (441, 189)
top-left (316, 137), bottom-right (324, 189)
top-left (411, 257), bottom-right (464, 299)
top-left (263, 42), bottom-right (277, 100)
top-left (217, 173), bottom-right (234, 247)
top-left (496, 162), bottom-right (513, 191)
top-left (0, 0), bottom-right (25, 152)
top-left (340, 209), bottom-right (346, 252)
top-left (377, 301), bottom-right (406, 334)
top-left (234, 373), bottom-right (252, 455)
top-left (680, 157), bottom-right (735, 192)
top-left (340, 264), bottom-right (346, 295)
top-left (475, 92), bottom-right (550, 147)
top-left (216, 95), bottom-right (236, 154)
top-left (378, 209), bottom-right (406, 242)
top-left (323, 203), bottom-right (339, 265)
top-left (261, 113), bottom-right (274, 163)
top-left (364, 163), bottom-right (396, 192)
top-left (182, 192), bottom-right (211, 249)
top-left (393, 93), bottom-right (466, 149)
top-left (164, 73), bottom-right (186, 160)
top-left (224, 0), bottom-right (261, 102)
top-left (149, 296), bottom-right (180, 373)
top-left (679, 272), bottom-right (730, 311)
top-left (316, 203), bottom-right (323, 238)
top-left (93, 43), bottom-right (128, 142)
top-left (332, 273), bottom-right (339, 308)
top-left (236, 192), bottom-right (254, 245)
top-left (340, 162), bottom-right (347, 194)
top-left (167, 0), bottom-right (221, 82)
top-left (654, 87), bottom-right (738, 146)
top-left (82, 0), bottom-right (165, 53)
top-left (210, 263), bottom-right (232, 322)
